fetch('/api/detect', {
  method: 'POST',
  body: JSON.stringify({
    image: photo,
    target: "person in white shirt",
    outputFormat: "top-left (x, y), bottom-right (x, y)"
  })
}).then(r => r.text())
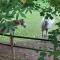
top-left (47, 16), bottom-right (54, 29)
top-left (41, 15), bottom-right (54, 37)
top-left (41, 16), bottom-right (49, 37)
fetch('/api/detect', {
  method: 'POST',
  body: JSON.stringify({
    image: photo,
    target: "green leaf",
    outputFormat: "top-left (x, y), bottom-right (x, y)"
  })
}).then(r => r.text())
top-left (20, 8), bottom-right (26, 12)
top-left (25, 9), bottom-right (28, 14)
top-left (20, 12), bottom-right (26, 18)
top-left (40, 51), bottom-right (46, 57)
top-left (16, 13), bottom-right (19, 20)
top-left (40, 12), bottom-right (45, 16)
top-left (28, 8), bottom-right (32, 14)
top-left (38, 56), bottom-right (44, 60)
top-left (49, 51), bottom-right (60, 57)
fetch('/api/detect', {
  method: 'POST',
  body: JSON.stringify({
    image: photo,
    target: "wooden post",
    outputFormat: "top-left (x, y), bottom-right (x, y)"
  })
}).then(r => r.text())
top-left (10, 34), bottom-right (15, 60)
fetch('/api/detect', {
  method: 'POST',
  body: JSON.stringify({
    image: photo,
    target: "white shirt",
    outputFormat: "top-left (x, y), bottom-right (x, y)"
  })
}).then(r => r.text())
top-left (41, 17), bottom-right (55, 29)
top-left (47, 18), bottom-right (55, 28)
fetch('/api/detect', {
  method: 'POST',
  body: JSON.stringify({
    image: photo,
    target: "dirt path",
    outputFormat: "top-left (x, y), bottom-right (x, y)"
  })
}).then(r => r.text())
top-left (0, 39), bottom-right (55, 60)
top-left (0, 44), bottom-right (39, 60)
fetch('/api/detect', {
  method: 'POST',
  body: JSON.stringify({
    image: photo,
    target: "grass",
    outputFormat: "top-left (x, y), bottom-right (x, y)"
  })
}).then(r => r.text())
top-left (0, 0), bottom-right (59, 43)
top-left (0, 11), bottom-right (60, 43)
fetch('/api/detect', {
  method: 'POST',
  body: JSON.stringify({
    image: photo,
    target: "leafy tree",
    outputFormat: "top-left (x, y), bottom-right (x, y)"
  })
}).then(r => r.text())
top-left (0, 0), bottom-right (41, 60)
top-left (48, 0), bottom-right (60, 16)
top-left (0, 0), bottom-right (60, 60)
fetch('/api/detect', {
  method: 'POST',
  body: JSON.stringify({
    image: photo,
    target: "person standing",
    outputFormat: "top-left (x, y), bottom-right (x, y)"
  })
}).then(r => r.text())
top-left (41, 16), bottom-right (49, 37)
top-left (41, 15), bottom-right (54, 37)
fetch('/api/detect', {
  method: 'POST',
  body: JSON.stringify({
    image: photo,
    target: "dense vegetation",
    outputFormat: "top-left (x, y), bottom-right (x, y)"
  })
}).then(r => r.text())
top-left (0, 0), bottom-right (60, 60)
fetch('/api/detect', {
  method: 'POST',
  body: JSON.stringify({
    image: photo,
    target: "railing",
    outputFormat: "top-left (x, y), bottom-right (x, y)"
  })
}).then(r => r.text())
top-left (0, 33), bottom-right (60, 42)
top-left (0, 34), bottom-right (60, 52)
top-left (0, 34), bottom-right (60, 60)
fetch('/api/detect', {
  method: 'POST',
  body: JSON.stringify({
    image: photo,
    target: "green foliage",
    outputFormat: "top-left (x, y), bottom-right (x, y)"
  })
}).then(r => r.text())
top-left (16, 13), bottom-right (19, 20)
top-left (49, 51), bottom-right (60, 57)
top-left (48, 30), bottom-right (58, 47)
top-left (48, 21), bottom-right (60, 60)
top-left (0, 20), bottom-right (17, 35)
top-left (38, 51), bottom-right (47, 60)
top-left (0, 0), bottom-right (42, 21)
top-left (39, 11), bottom-right (45, 17)
top-left (49, 0), bottom-right (60, 13)
top-left (48, 22), bottom-right (60, 47)
top-left (40, 51), bottom-right (46, 57)
top-left (38, 56), bottom-right (44, 60)
top-left (0, 0), bottom-right (60, 59)
top-left (0, 0), bottom-right (41, 34)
